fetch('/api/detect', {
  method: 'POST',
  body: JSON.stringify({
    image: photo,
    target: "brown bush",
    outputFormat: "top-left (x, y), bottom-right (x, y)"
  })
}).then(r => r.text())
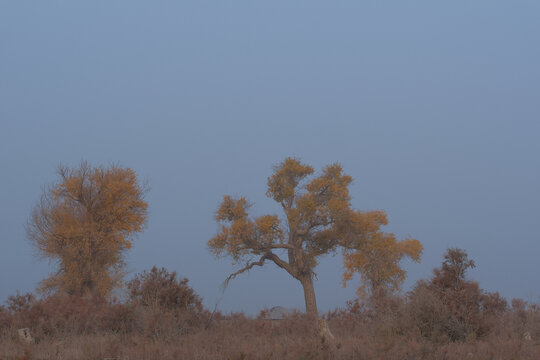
top-left (1, 301), bottom-right (539, 359)
top-left (3, 308), bottom-right (539, 360)
top-left (0, 269), bottom-right (207, 343)
top-left (126, 266), bottom-right (208, 336)
top-left (127, 266), bottom-right (204, 313)
top-left (325, 249), bottom-right (510, 345)
top-left (1, 251), bottom-right (538, 359)
top-left (6, 292), bottom-right (35, 313)
top-left (0, 305), bottom-right (11, 336)
top-left (407, 248), bottom-right (507, 342)
top-left (6, 294), bottom-right (138, 339)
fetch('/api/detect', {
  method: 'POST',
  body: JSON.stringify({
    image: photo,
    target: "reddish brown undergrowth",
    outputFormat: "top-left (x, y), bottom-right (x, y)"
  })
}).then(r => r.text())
top-left (1, 293), bottom-right (539, 360)
top-left (1, 259), bottom-right (539, 359)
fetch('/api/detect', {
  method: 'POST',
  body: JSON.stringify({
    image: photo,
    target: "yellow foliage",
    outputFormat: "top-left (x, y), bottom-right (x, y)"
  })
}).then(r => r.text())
top-left (342, 218), bottom-right (423, 295)
top-left (266, 157), bottom-right (314, 204)
top-left (215, 196), bottom-right (249, 222)
top-left (27, 161), bottom-right (148, 297)
top-left (255, 215), bottom-right (283, 245)
top-left (208, 157), bottom-right (423, 299)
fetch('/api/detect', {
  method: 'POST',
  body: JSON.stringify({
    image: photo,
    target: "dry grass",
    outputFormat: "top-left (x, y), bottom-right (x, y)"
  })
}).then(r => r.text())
top-left (2, 260), bottom-right (539, 359)
top-left (1, 297), bottom-right (539, 360)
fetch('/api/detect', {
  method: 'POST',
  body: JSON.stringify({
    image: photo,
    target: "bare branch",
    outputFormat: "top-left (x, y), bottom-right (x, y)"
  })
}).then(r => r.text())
top-left (267, 243), bottom-right (295, 250)
top-left (222, 253), bottom-right (272, 290)
top-left (222, 251), bottom-right (298, 290)
top-left (266, 252), bottom-right (298, 278)
top-left (317, 184), bottom-right (330, 198)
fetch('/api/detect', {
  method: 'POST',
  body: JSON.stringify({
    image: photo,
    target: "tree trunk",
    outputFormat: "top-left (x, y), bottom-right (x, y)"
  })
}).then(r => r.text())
top-left (300, 274), bottom-right (335, 343)
top-left (299, 275), bottom-right (318, 318)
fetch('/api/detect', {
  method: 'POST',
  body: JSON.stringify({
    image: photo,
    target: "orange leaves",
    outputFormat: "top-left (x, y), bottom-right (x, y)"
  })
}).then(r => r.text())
top-left (306, 163), bottom-right (352, 204)
top-left (216, 196), bottom-right (249, 222)
top-left (341, 211), bottom-right (422, 295)
top-left (89, 166), bottom-right (147, 237)
top-left (27, 161), bottom-right (148, 298)
top-left (343, 227), bottom-right (423, 295)
top-left (208, 157), bottom-right (423, 303)
top-left (399, 238), bottom-right (423, 263)
top-left (294, 162), bottom-right (354, 237)
top-left (266, 157), bottom-right (314, 204)
top-left (209, 196), bottom-right (283, 261)
top-left (207, 226), bottom-right (230, 256)
top-left (255, 215), bottom-right (283, 245)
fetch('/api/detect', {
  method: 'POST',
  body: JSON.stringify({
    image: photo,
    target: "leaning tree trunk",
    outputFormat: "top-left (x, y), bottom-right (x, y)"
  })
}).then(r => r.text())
top-left (299, 274), bottom-right (318, 318)
top-left (299, 274), bottom-right (335, 344)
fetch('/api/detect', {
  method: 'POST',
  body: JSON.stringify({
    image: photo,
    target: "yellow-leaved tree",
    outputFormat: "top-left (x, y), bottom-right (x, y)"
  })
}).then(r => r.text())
top-left (27, 162), bottom-right (148, 297)
top-left (342, 210), bottom-right (423, 297)
top-left (208, 157), bottom-right (422, 325)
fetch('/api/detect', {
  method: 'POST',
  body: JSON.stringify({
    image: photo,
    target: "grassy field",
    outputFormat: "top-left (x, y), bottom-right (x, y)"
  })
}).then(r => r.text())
top-left (1, 294), bottom-right (539, 360)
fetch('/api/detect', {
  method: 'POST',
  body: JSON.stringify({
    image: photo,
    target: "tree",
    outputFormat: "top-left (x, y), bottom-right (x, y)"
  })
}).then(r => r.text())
top-left (342, 212), bottom-right (423, 296)
top-left (27, 161), bottom-right (148, 297)
top-left (208, 157), bottom-right (422, 322)
top-left (432, 247), bottom-right (475, 291)
top-left (408, 248), bottom-right (507, 341)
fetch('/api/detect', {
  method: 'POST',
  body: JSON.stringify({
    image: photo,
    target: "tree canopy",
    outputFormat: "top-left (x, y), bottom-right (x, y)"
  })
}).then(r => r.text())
top-left (208, 157), bottom-right (422, 318)
top-left (27, 162), bottom-right (148, 297)
top-left (342, 210), bottom-right (423, 296)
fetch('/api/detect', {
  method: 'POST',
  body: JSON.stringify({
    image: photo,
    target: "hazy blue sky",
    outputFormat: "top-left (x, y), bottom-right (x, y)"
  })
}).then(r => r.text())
top-left (1, 1), bottom-right (539, 314)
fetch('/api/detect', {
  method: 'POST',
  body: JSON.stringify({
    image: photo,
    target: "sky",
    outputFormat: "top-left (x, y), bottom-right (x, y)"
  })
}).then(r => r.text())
top-left (1, 1), bottom-right (539, 315)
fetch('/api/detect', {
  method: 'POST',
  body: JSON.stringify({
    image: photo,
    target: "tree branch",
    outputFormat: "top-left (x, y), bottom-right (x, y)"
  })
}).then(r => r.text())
top-left (266, 252), bottom-right (298, 278)
top-left (267, 243), bottom-right (295, 250)
top-left (222, 251), bottom-right (297, 289)
top-left (222, 253), bottom-right (273, 289)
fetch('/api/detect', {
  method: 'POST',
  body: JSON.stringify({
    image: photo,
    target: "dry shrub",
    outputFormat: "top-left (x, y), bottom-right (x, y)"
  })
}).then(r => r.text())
top-left (0, 305), bottom-right (11, 337)
top-left (99, 302), bottom-right (138, 334)
top-left (1, 305), bottom-right (539, 359)
top-left (127, 266), bottom-right (203, 312)
top-left (6, 294), bottom-right (138, 339)
top-left (507, 298), bottom-right (540, 340)
top-left (6, 292), bottom-right (36, 313)
top-left (407, 248), bottom-right (507, 342)
top-left (127, 266), bottom-right (209, 337)
top-left (1, 253), bottom-right (539, 359)
top-left (326, 248), bottom-right (510, 345)
top-left (1, 268), bottom-right (208, 343)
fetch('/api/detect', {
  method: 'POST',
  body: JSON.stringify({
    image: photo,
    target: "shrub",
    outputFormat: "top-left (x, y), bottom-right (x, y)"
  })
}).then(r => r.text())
top-left (6, 292), bottom-right (35, 313)
top-left (127, 266), bottom-right (203, 313)
top-left (407, 248), bottom-right (507, 342)
top-left (4, 293), bottom-right (139, 339)
top-left (127, 267), bottom-right (207, 336)
top-left (0, 305), bottom-right (11, 336)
